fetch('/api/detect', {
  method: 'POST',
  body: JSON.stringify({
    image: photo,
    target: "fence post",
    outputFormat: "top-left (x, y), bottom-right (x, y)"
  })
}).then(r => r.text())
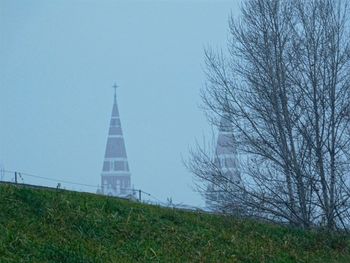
top-left (14, 172), bottom-right (17, 184)
top-left (139, 189), bottom-right (141, 202)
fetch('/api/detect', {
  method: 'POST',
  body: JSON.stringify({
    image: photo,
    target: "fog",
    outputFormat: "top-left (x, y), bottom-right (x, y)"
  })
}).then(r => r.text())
top-left (0, 0), bottom-right (239, 207)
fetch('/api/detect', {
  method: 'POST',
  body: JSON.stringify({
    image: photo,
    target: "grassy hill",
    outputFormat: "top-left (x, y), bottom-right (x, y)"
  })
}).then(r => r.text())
top-left (1, 184), bottom-right (350, 262)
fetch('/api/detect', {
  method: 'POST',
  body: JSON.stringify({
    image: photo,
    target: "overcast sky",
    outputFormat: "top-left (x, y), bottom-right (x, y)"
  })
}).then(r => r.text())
top-left (0, 0), bottom-right (239, 207)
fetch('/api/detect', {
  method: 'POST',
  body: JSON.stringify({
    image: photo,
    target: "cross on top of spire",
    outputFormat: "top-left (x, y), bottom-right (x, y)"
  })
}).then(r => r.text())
top-left (113, 82), bottom-right (119, 102)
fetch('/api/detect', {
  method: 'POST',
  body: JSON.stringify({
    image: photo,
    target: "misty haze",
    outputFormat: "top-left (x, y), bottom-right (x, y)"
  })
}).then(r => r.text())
top-left (2, 0), bottom-right (350, 262)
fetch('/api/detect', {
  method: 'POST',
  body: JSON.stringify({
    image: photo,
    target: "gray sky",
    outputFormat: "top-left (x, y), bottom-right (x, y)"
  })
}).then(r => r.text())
top-left (0, 0), bottom-right (239, 207)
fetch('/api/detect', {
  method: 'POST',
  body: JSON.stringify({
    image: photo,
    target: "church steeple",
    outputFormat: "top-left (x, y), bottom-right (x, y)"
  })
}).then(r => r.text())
top-left (100, 83), bottom-right (132, 197)
top-left (206, 115), bottom-right (242, 210)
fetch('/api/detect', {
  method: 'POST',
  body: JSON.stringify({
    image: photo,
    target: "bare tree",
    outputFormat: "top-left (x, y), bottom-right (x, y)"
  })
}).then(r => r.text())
top-left (188, 0), bottom-right (350, 230)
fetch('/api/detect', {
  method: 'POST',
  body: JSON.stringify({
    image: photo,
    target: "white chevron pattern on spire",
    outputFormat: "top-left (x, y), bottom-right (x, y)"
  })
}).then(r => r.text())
top-left (100, 85), bottom-right (132, 197)
top-left (214, 116), bottom-right (241, 180)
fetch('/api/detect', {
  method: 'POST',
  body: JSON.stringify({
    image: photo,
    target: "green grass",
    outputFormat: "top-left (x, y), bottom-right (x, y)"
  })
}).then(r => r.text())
top-left (0, 184), bottom-right (349, 262)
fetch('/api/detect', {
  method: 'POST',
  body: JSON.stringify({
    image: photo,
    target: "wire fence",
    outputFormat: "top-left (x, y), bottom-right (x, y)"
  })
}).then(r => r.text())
top-left (1, 169), bottom-right (163, 204)
top-left (0, 169), bottom-right (205, 212)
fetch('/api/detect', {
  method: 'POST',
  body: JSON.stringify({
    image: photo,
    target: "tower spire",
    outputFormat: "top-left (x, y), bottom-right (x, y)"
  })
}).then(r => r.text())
top-left (206, 115), bottom-right (242, 211)
top-left (100, 82), bottom-right (132, 197)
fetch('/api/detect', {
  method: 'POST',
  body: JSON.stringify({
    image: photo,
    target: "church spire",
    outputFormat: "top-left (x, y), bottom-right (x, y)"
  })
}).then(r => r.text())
top-left (100, 82), bottom-right (132, 197)
top-left (206, 115), bottom-right (242, 210)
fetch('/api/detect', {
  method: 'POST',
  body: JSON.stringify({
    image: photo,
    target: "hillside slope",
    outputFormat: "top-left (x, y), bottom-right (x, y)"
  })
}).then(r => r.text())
top-left (0, 184), bottom-right (349, 262)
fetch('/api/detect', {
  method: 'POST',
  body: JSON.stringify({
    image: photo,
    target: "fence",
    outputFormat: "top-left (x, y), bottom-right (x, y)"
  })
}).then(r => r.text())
top-left (0, 169), bottom-right (164, 204)
top-left (0, 169), bottom-right (205, 212)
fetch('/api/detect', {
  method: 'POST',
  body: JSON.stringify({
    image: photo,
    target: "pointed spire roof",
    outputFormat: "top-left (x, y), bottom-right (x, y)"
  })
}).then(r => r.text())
top-left (103, 84), bottom-right (128, 160)
top-left (100, 83), bottom-right (132, 197)
top-left (206, 115), bottom-right (242, 210)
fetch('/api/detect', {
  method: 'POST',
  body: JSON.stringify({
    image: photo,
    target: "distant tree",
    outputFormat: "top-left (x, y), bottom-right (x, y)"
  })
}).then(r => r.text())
top-left (188, 0), bottom-right (350, 230)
